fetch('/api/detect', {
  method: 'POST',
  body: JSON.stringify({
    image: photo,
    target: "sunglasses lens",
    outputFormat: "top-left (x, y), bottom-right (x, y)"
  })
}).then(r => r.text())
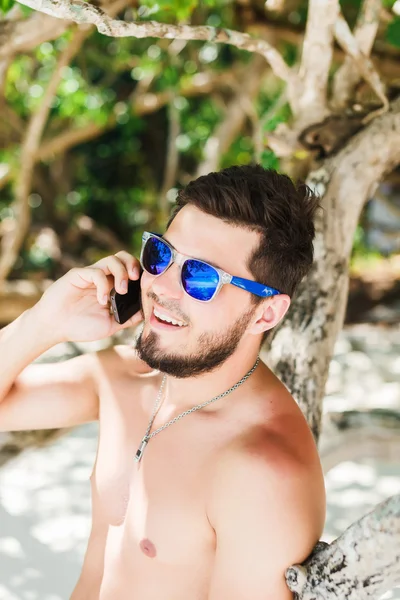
top-left (142, 236), bottom-right (172, 275)
top-left (182, 260), bottom-right (219, 301)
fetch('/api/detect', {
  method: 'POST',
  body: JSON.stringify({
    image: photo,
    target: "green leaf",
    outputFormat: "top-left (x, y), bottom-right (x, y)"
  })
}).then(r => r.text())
top-left (386, 17), bottom-right (400, 48)
top-left (0, 0), bottom-right (15, 14)
top-left (260, 150), bottom-right (280, 171)
top-left (138, 0), bottom-right (198, 21)
top-left (18, 3), bottom-right (33, 15)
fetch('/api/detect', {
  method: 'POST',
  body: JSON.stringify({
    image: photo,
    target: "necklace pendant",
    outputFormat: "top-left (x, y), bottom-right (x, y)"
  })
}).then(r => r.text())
top-left (135, 437), bottom-right (148, 463)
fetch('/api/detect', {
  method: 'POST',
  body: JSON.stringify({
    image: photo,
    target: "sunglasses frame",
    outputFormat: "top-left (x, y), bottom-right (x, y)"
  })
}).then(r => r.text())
top-left (140, 231), bottom-right (282, 303)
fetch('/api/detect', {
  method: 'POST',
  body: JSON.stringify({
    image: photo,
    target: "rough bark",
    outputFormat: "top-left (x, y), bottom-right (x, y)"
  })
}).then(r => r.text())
top-left (13, 0), bottom-right (297, 91)
top-left (265, 96), bottom-right (400, 441)
top-left (0, 0), bottom-right (129, 59)
top-left (286, 494), bottom-right (400, 599)
top-left (296, 0), bottom-right (339, 125)
top-left (333, 13), bottom-right (388, 116)
top-left (331, 0), bottom-right (381, 109)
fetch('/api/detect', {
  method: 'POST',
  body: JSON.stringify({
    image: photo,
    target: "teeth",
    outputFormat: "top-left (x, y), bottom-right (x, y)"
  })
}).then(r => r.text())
top-left (153, 308), bottom-right (186, 327)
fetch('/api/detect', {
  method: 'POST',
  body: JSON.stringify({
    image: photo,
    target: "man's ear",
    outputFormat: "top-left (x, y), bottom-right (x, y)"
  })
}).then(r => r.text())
top-left (248, 295), bottom-right (291, 336)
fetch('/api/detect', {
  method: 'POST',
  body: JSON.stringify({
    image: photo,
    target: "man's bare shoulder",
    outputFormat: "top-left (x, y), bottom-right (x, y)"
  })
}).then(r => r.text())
top-left (207, 407), bottom-right (326, 534)
top-left (212, 416), bottom-right (323, 485)
top-left (206, 411), bottom-right (326, 600)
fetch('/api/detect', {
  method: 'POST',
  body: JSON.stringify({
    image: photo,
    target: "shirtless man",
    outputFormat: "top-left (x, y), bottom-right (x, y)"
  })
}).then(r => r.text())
top-left (0, 165), bottom-right (326, 599)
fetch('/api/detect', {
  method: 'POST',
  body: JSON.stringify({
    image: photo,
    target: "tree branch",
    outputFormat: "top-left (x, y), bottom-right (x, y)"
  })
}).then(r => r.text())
top-left (286, 494), bottom-right (400, 599)
top-left (334, 12), bottom-right (388, 116)
top-left (14, 0), bottom-right (297, 93)
top-left (156, 38), bottom-right (187, 225)
top-left (0, 12), bottom-right (71, 60)
top-left (0, 67), bottom-right (246, 262)
top-left (195, 55), bottom-right (267, 177)
top-left (264, 97), bottom-right (400, 440)
top-left (295, 0), bottom-right (339, 127)
top-left (158, 95), bottom-right (180, 225)
top-left (249, 21), bottom-right (400, 81)
top-left (332, 0), bottom-right (382, 109)
top-left (0, 0), bottom-right (131, 60)
top-left (0, 26), bottom-right (91, 283)
top-left (0, 68), bottom-right (238, 198)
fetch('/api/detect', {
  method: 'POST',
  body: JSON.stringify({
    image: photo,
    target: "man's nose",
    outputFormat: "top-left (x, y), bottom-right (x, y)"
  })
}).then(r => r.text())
top-left (151, 262), bottom-right (183, 299)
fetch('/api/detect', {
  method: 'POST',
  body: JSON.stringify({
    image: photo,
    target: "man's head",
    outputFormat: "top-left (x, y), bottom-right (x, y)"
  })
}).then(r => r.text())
top-left (136, 165), bottom-right (319, 378)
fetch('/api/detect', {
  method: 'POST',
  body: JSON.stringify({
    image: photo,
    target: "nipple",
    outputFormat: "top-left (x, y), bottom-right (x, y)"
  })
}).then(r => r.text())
top-left (139, 538), bottom-right (157, 558)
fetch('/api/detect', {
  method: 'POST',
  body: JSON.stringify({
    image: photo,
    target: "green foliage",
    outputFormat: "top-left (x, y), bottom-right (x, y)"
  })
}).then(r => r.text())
top-left (138, 0), bottom-right (198, 21)
top-left (262, 102), bottom-right (291, 133)
top-left (0, 0), bottom-right (33, 14)
top-left (138, 0), bottom-right (230, 22)
top-left (260, 150), bottom-right (280, 171)
top-left (0, 0), bottom-right (14, 14)
top-left (382, 0), bottom-right (398, 8)
top-left (1, 0), bottom-right (392, 279)
top-left (350, 225), bottom-right (386, 273)
top-left (386, 17), bottom-right (400, 49)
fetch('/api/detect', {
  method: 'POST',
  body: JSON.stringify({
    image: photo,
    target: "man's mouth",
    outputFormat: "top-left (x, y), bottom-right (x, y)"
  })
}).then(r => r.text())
top-left (151, 307), bottom-right (188, 328)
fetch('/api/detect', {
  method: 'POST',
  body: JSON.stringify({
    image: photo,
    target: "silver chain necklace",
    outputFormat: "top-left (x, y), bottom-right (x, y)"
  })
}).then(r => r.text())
top-left (134, 356), bottom-right (260, 463)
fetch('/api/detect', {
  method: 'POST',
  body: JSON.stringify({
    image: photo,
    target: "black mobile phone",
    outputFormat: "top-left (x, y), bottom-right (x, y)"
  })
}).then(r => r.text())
top-left (110, 270), bottom-right (143, 324)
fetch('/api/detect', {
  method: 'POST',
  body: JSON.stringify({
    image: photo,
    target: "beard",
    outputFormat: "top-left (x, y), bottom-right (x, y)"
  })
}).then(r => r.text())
top-left (135, 306), bottom-right (256, 379)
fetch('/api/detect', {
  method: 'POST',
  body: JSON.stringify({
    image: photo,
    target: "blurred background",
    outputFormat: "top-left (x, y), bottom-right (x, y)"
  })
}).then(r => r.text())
top-left (0, 0), bottom-right (399, 597)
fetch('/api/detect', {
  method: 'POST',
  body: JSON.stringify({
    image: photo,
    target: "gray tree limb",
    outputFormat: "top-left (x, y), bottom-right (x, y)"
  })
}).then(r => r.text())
top-left (332, 0), bottom-right (382, 109)
top-left (0, 0), bottom-right (130, 59)
top-left (333, 12), bottom-right (388, 116)
top-left (14, 0), bottom-right (298, 94)
top-left (0, 12), bottom-right (71, 60)
top-left (0, 26), bottom-right (91, 283)
top-left (286, 494), bottom-right (400, 599)
top-left (265, 96), bottom-right (400, 441)
top-left (296, 0), bottom-right (339, 126)
top-left (195, 55), bottom-right (267, 177)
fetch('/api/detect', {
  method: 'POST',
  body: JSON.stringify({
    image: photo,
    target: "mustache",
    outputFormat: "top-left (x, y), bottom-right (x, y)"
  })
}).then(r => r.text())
top-left (146, 291), bottom-right (189, 324)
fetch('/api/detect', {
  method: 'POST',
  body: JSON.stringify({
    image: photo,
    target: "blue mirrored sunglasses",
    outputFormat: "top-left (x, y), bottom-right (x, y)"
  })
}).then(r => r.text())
top-left (140, 231), bottom-right (281, 303)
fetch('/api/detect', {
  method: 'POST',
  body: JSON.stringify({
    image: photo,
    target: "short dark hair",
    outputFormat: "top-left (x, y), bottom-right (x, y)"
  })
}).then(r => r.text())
top-left (167, 164), bottom-right (320, 345)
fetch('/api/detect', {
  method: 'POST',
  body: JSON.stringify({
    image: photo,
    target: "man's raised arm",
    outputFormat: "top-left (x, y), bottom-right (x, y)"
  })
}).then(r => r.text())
top-left (0, 251), bottom-right (143, 432)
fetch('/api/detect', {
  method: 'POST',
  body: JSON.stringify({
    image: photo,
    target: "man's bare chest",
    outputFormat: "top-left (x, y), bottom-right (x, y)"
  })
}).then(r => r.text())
top-left (91, 380), bottom-right (244, 567)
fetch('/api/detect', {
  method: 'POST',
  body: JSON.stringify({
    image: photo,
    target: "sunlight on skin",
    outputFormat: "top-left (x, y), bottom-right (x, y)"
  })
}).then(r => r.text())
top-left (0, 327), bottom-right (398, 597)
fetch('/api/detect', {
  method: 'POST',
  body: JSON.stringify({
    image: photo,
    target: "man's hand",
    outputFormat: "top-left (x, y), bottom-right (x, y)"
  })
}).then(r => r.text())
top-left (33, 251), bottom-right (144, 344)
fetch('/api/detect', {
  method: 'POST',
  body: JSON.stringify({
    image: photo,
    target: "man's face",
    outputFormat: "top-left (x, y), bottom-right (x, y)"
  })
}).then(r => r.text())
top-left (136, 205), bottom-right (262, 378)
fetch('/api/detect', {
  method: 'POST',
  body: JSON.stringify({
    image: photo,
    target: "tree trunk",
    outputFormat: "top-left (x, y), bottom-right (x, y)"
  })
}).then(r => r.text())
top-left (265, 97), bottom-right (400, 442)
top-left (286, 493), bottom-right (400, 599)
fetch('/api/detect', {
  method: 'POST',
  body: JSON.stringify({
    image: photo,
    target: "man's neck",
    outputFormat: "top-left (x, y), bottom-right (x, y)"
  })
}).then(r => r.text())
top-left (160, 351), bottom-right (261, 415)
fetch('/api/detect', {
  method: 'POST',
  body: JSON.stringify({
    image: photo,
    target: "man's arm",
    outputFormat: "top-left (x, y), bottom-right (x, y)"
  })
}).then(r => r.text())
top-left (0, 251), bottom-right (144, 432)
top-left (0, 308), bottom-right (99, 432)
top-left (206, 441), bottom-right (326, 600)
